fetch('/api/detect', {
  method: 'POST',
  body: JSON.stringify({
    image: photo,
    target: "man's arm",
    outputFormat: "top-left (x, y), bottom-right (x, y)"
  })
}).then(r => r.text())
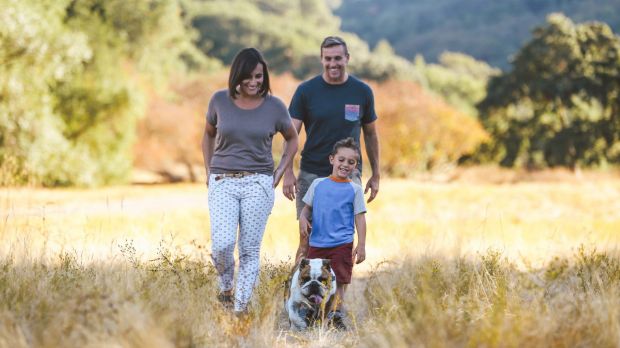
top-left (353, 214), bottom-right (366, 264)
top-left (362, 121), bottom-right (380, 202)
top-left (201, 121), bottom-right (216, 186)
top-left (282, 118), bottom-right (303, 200)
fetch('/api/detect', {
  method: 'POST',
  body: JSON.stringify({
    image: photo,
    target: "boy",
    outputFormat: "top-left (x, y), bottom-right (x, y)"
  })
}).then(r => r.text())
top-left (298, 137), bottom-right (367, 330)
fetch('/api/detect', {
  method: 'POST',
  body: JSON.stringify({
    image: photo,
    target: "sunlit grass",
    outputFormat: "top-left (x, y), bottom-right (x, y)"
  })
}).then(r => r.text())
top-left (1, 177), bottom-right (619, 346)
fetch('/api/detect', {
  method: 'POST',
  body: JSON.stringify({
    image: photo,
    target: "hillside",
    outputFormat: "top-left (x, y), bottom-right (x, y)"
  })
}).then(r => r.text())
top-left (335, 0), bottom-right (620, 69)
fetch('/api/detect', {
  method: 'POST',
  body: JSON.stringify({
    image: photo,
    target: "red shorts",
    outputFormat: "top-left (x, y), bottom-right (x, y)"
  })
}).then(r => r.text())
top-left (307, 242), bottom-right (353, 284)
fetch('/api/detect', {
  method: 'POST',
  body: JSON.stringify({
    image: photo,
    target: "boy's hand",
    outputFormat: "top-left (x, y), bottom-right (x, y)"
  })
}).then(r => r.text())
top-left (299, 215), bottom-right (311, 238)
top-left (353, 244), bottom-right (366, 264)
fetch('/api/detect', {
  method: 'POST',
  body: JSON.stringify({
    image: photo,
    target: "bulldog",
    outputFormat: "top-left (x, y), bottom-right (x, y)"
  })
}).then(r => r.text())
top-left (284, 258), bottom-right (337, 331)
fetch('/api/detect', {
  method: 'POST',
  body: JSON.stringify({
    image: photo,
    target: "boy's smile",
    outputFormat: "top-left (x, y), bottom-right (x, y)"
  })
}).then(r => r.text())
top-left (329, 147), bottom-right (359, 180)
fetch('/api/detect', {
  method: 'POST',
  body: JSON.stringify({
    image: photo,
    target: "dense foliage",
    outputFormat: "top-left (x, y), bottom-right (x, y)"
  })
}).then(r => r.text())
top-left (185, 0), bottom-right (420, 81)
top-left (373, 80), bottom-right (488, 175)
top-left (0, 0), bottom-right (208, 186)
top-left (3, 0), bottom-right (619, 186)
top-left (478, 14), bottom-right (620, 169)
top-left (336, 0), bottom-right (620, 69)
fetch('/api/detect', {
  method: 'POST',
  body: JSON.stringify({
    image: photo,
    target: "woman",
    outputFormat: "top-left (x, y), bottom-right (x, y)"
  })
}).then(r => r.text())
top-left (202, 48), bottom-right (298, 315)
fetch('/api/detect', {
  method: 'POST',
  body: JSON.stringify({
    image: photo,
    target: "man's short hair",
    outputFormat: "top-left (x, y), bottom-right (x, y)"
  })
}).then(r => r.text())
top-left (320, 36), bottom-right (349, 57)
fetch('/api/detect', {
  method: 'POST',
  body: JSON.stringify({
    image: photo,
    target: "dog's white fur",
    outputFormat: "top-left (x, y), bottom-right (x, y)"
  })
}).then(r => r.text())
top-left (285, 258), bottom-right (337, 330)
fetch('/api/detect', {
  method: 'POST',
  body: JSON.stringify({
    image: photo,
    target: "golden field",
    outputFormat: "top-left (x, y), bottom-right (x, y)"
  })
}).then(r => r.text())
top-left (0, 173), bottom-right (619, 347)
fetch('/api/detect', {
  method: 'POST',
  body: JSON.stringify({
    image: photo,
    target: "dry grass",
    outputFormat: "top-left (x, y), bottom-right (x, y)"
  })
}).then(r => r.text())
top-left (0, 175), bottom-right (619, 347)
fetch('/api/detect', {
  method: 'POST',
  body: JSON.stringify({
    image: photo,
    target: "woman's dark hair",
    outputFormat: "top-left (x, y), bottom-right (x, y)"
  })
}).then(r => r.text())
top-left (228, 47), bottom-right (271, 99)
top-left (330, 137), bottom-right (360, 158)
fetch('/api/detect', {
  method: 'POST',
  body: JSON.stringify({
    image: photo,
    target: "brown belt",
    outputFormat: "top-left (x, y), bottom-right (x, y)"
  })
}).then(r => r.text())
top-left (213, 171), bottom-right (258, 181)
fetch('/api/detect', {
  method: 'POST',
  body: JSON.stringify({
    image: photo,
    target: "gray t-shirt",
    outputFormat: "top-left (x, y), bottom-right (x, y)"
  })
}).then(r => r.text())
top-left (206, 90), bottom-right (292, 174)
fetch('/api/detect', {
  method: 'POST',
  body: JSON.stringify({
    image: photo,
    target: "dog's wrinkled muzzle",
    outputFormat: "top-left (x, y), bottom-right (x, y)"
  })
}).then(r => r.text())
top-left (302, 280), bottom-right (327, 305)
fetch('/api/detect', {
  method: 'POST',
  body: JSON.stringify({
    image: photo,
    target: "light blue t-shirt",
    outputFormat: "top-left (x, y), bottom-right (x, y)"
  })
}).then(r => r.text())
top-left (302, 177), bottom-right (367, 248)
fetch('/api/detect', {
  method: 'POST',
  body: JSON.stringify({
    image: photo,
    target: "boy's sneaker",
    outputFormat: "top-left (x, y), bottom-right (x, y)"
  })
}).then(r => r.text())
top-left (217, 293), bottom-right (233, 310)
top-left (327, 310), bottom-right (347, 331)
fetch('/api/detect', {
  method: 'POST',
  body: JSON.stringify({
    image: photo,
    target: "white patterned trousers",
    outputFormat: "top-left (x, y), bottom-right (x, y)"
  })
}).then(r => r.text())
top-left (207, 173), bottom-right (274, 312)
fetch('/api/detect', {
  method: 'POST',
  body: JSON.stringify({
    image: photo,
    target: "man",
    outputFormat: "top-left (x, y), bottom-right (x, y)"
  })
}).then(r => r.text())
top-left (283, 36), bottom-right (380, 262)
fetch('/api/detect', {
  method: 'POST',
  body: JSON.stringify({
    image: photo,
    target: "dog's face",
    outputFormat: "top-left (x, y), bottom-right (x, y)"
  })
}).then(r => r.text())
top-left (297, 258), bottom-right (335, 305)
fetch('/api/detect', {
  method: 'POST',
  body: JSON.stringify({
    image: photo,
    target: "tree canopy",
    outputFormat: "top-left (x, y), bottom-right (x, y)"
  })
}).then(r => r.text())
top-left (478, 14), bottom-right (620, 168)
top-left (185, 0), bottom-right (421, 81)
top-left (0, 0), bottom-right (206, 186)
top-left (335, 0), bottom-right (620, 69)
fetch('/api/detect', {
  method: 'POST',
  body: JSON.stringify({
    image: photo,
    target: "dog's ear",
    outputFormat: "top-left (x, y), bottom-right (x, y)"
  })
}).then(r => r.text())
top-left (322, 259), bottom-right (331, 270)
top-left (300, 258), bottom-right (309, 268)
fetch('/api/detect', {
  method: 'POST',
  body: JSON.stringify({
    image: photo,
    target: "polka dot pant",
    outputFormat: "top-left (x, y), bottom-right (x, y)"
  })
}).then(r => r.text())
top-left (208, 173), bottom-right (275, 312)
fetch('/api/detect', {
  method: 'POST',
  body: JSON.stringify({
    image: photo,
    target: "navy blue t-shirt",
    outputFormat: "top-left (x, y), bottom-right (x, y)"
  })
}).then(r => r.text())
top-left (289, 75), bottom-right (378, 176)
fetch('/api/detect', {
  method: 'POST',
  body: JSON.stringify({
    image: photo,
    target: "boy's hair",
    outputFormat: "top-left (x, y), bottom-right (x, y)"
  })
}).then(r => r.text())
top-left (330, 137), bottom-right (360, 158)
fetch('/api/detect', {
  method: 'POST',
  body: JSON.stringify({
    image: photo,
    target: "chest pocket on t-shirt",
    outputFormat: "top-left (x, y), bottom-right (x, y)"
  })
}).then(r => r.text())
top-left (344, 104), bottom-right (360, 122)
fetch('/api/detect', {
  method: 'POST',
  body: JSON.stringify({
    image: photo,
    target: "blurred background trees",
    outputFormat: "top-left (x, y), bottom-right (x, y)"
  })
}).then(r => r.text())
top-left (1, 0), bottom-right (210, 185)
top-left (335, 0), bottom-right (620, 70)
top-left (478, 14), bottom-right (620, 169)
top-left (1, 0), bottom-right (619, 186)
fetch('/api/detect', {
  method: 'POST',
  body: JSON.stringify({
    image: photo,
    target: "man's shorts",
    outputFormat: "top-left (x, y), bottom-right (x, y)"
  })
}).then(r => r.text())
top-left (307, 242), bottom-right (354, 284)
top-left (296, 169), bottom-right (362, 219)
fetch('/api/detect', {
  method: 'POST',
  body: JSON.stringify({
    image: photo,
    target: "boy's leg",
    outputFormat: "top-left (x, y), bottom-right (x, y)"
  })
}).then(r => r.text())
top-left (295, 235), bottom-right (309, 265)
top-left (208, 175), bottom-right (240, 297)
top-left (295, 170), bottom-right (319, 263)
top-left (236, 174), bottom-right (275, 312)
top-left (333, 283), bottom-right (347, 311)
top-left (328, 283), bottom-right (348, 330)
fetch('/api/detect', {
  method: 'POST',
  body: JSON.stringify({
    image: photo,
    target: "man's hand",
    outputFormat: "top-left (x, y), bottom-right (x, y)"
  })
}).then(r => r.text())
top-left (353, 243), bottom-right (366, 264)
top-left (282, 169), bottom-right (297, 201)
top-left (364, 174), bottom-right (380, 203)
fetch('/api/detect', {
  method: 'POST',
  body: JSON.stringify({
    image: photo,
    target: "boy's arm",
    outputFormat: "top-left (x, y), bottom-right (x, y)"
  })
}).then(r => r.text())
top-left (299, 204), bottom-right (312, 238)
top-left (353, 213), bottom-right (366, 264)
top-left (296, 204), bottom-right (312, 263)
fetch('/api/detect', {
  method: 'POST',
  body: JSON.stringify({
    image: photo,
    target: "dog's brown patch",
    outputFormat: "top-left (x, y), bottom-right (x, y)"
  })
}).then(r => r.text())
top-left (320, 265), bottom-right (332, 283)
top-left (321, 259), bottom-right (333, 284)
top-left (299, 262), bottom-right (312, 283)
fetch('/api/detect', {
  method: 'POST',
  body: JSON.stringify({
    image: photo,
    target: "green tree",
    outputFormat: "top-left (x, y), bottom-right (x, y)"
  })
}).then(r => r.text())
top-left (0, 0), bottom-right (92, 185)
top-left (414, 52), bottom-right (499, 116)
top-left (186, 0), bottom-right (421, 81)
top-left (336, 0), bottom-right (620, 70)
top-left (1, 0), bottom-right (208, 186)
top-left (478, 13), bottom-right (620, 168)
